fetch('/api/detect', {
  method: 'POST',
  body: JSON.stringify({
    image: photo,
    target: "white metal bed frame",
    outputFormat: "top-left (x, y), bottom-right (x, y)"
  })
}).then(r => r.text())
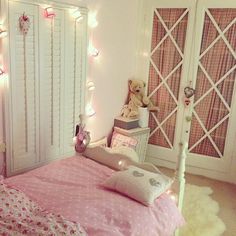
top-left (174, 142), bottom-right (188, 236)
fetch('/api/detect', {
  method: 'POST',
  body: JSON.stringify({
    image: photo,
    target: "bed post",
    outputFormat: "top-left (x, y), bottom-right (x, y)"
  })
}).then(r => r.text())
top-left (174, 142), bottom-right (188, 236)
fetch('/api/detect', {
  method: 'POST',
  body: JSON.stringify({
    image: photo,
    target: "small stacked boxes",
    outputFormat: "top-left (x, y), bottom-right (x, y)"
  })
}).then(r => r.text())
top-left (114, 116), bottom-right (139, 130)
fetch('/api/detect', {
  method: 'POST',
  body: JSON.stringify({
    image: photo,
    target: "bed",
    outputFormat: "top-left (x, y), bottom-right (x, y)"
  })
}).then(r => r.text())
top-left (2, 143), bottom-right (187, 236)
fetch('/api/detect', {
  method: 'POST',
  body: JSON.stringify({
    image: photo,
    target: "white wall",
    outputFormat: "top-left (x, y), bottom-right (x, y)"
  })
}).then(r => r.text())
top-left (82, 0), bottom-right (141, 141)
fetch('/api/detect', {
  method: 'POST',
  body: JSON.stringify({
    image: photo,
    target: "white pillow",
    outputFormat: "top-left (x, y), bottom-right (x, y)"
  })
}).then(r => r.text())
top-left (84, 146), bottom-right (139, 170)
top-left (103, 165), bottom-right (173, 206)
top-left (111, 146), bottom-right (139, 162)
top-left (88, 137), bottom-right (108, 148)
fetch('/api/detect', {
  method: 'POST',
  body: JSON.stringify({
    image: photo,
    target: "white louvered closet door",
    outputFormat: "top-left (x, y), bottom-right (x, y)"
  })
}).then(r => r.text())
top-left (8, 2), bottom-right (40, 171)
top-left (6, 1), bottom-right (87, 176)
top-left (39, 8), bottom-right (65, 161)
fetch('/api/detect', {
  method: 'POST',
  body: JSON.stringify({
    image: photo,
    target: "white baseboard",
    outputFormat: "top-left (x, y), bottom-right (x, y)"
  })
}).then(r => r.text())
top-left (146, 155), bottom-right (236, 185)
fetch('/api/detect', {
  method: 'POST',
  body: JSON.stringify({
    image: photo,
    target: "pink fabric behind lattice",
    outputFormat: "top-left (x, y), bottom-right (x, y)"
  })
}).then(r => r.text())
top-left (189, 9), bottom-right (236, 158)
top-left (148, 8), bottom-right (188, 148)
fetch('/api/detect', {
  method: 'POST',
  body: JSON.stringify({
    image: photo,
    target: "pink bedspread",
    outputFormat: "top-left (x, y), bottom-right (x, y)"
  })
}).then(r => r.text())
top-left (4, 156), bottom-right (184, 236)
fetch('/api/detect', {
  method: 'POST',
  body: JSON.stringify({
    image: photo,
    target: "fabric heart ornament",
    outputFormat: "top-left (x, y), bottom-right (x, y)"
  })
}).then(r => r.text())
top-left (19, 13), bottom-right (30, 35)
top-left (149, 178), bottom-right (161, 187)
top-left (132, 171), bottom-right (144, 177)
top-left (184, 86), bottom-right (195, 98)
top-left (184, 98), bottom-right (191, 107)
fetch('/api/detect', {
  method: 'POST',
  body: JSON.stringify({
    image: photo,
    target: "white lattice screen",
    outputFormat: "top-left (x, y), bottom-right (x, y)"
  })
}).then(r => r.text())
top-left (148, 8), bottom-right (189, 149)
top-left (188, 9), bottom-right (236, 158)
top-left (147, 5), bottom-right (236, 162)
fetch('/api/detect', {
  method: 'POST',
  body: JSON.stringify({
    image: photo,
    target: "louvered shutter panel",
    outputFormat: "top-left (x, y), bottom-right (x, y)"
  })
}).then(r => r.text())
top-left (39, 9), bottom-right (65, 161)
top-left (7, 2), bottom-right (87, 176)
top-left (8, 2), bottom-right (40, 171)
top-left (63, 11), bottom-right (87, 155)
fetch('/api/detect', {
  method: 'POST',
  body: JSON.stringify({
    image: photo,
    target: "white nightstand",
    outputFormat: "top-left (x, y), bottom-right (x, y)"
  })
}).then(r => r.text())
top-left (114, 127), bottom-right (150, 163)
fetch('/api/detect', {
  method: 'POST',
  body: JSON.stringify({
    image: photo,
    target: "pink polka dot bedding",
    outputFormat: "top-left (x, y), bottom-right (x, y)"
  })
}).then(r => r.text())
top-left (3, 156), bottom-right (184, 236)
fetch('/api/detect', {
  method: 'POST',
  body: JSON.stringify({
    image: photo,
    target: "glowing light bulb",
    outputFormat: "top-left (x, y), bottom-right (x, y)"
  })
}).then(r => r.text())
top-left (88, 12), bottom-right (98, 28)
top-left (118, 160), bottom-right (123, 166)
top-left (85, 103), bottom-right (96, 117)
top-left (45, 7), bottom-right (55, 18)
top-left (73, 136), bottom-right (77, 144)
top-left (88, 44), bottom-right (99, 57)
top-left (166, 189), bottom-right (178, 203)
top-left (87, 81), bottom-right (95, 91)
top-left (166, 189), bottom-right (172, 194)
top-left (0, 29), bottom-right (7, 38)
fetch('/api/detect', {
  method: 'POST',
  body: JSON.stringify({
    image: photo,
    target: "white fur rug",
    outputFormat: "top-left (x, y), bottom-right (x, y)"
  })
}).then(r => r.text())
top-left (179, 184), bottom-right (226, 236)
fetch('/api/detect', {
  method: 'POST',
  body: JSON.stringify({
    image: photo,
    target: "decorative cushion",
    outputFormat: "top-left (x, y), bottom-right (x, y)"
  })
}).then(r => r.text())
top-left (103, 165), bottom-right (173, 206)
top-left (111, 146), bottom-right (139, 162)
top-left (110, 132), bottom-right (138, 150)
top-left (83, 146), bottom-right (139, 170)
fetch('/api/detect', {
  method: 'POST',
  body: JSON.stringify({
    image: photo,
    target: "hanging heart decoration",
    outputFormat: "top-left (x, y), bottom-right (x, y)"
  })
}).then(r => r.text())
top-left (19, 13), bottom-right (30, 35)
top-left (184, 86), bottom-right (195, 98)
top-left (184, 98), bottom-right (191, 106)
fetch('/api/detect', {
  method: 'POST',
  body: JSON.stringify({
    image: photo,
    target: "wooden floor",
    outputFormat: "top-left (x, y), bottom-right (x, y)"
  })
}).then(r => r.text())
top-left (160, 167), bottom-right (236, 236)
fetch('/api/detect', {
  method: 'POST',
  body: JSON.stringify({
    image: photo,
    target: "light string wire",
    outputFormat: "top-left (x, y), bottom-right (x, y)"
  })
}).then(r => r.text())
top-left (73, 19), bottom-right (77, 133)
top-left (23, 31), bottom-right (28, 152)
top-left (50, 18), bottom-right (54, 145)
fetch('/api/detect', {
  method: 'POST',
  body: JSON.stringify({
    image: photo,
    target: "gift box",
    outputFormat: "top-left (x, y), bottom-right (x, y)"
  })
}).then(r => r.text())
top-left (114, 116), bottom-right (139, 130)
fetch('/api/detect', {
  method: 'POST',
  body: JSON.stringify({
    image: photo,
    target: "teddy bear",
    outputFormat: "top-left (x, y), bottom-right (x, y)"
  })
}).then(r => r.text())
top-left (121, 79), bottom-right (159, 119)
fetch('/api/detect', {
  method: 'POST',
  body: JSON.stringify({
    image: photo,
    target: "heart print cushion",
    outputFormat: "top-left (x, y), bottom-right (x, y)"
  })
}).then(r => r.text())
top-left (103, 165), bottom-right (173, 206)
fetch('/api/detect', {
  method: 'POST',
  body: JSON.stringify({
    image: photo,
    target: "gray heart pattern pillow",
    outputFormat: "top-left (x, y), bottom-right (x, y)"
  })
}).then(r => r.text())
top-left (133, 170), bottom-right (144, 177)
top-left (104, 165), bottom-right (173, 206)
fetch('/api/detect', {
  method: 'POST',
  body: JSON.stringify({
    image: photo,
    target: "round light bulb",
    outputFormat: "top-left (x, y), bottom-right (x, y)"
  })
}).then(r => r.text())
top-left (73, 136), bottom-right (77, 144)
top-left (0, 30), bottom-right (8, 38)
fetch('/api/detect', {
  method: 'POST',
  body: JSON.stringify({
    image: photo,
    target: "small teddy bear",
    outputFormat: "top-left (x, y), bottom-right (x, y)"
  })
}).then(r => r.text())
top-left (121, 79), bottom-right (159, 119)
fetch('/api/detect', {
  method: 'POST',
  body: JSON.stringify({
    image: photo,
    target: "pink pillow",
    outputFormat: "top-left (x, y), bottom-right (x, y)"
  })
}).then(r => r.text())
top-left (111, 132), bottom-right (138, 150)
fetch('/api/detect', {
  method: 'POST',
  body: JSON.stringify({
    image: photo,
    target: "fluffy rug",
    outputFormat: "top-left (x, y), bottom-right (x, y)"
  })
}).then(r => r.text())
top-left (179, 184), bottom-right (226, 236)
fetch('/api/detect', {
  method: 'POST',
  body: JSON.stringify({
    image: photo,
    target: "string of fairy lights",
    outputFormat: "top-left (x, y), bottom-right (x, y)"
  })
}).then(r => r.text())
top-left (0, 5), bottom-right (99, 76)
